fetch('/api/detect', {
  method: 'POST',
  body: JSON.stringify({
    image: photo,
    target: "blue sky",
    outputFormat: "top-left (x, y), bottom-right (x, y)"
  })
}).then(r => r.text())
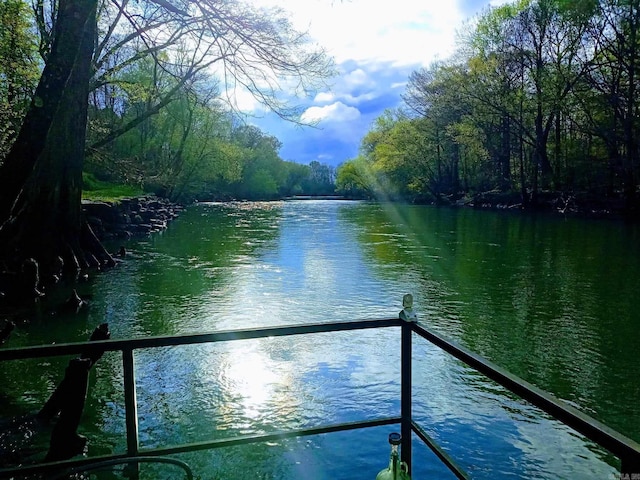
top-left (240, 0), bottom-right (510, 168)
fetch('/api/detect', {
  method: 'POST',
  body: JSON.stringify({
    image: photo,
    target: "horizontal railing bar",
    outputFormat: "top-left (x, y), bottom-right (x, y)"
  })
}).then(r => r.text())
top-left (137, 417), bottom-right (402, 457)
top-left (411, 421), bottom-right (471, 480)
top-left (410, 321), bottom-right (640, 462)
top-left (0, 318), bottom-right (402, 361)
top-left (46, 456), bottom-right (194, 480)
top-left (0, 417), bottom-right (401, 478)
top-left (0, 453), bottom-right (131, 478)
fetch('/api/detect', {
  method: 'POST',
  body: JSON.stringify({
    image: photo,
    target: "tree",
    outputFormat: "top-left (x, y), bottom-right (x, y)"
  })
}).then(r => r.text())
top-left (0, 0), bottom-right (104, 281)
top-left (460, 0), bottom-right (598, 200)
top-left (404, 64), bottom-right (472, 197)
top-left (303, 161), bottom-right (336, 195)
top-left (0, 0), bottom-right (333, 291)
top-left (335, 157), bottom-right (374, 199)
top-left (580, 0), bottom-right (640, 208)
top-left (502, 0), bottom-right (596, 193)
top-left (461, 4), bottom-right (525, 192)
top-left (0, 0), bottom-right (39, 162)
top-left (359, 109), bottom-right (450, 201)
top-left (454, 3), bottom-right (535, 200)
top-left (352, 0), bottom-right (636, 213)
top-left (280, 161), bottom-right (310, 197)
top-left (84, 0), bottom-right (333, 154)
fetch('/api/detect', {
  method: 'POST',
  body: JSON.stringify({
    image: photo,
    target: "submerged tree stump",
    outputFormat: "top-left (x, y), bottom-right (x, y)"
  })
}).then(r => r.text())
top-left (0, 320), bottom-right (14, 345)
top-left (43, 357), bottom-right (92, 462)
top-left (38, 323), bottom-right (110, 462)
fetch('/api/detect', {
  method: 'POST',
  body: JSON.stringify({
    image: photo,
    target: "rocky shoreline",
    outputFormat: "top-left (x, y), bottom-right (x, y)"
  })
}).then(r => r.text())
top-left (0, 196), bottom-right (185, 338)
top-left (446, 190), bottom-right (639, 221)
top-left (83, 195), bottom-right (184, 241)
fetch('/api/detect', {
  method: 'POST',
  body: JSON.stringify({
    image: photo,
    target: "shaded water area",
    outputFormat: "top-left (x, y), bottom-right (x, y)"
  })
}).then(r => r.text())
top-left (1, 200), bottom-right (639, 479)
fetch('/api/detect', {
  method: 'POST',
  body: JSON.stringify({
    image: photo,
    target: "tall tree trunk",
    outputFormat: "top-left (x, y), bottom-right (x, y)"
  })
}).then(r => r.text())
top-left (500, 112), bottom-right (511, 190)
top-left (519, 129), bottom-right (527, 208)
top-left (534, 105), bottom-right (553, 178)
top-left (623, 0), bottom-right (639, 212)
top-left (0, 0), bottom-right (95, 221)
top-left (554, 108), bottom-right (562, 187)
top-left (0, 0), bottom-right (113, 284)
top-left (451, 142), bottom-right (460, 193)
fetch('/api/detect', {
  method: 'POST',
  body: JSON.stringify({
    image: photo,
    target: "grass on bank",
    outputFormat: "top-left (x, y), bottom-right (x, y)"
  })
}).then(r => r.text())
top-left (82, 173), bottom-right (144, 202)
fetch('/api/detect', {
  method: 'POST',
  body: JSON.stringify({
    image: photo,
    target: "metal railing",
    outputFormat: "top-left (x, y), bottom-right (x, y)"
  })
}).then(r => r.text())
top-left (1, 317), bottom-right (639, 479)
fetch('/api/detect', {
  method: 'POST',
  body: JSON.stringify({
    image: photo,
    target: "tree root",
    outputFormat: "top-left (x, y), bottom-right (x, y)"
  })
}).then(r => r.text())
top-left (0, 217), bottom-right (116, 306)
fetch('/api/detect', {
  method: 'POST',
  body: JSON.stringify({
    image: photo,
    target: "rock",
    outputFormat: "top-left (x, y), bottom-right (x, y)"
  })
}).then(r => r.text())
top-left (83, 196), bottom-right (183, 241)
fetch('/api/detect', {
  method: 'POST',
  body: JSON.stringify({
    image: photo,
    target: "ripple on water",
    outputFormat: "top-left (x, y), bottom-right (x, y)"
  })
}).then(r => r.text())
top-left (2, 201), bottom-right (635, 479)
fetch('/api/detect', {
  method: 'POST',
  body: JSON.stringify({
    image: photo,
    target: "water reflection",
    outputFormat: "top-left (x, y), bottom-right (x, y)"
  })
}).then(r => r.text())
top-left (222, 349), bottom-right (282, 421)
top-left (339, 203), bottom-right (640, 442)
top-left (2, 201), bottom-right (637, 479)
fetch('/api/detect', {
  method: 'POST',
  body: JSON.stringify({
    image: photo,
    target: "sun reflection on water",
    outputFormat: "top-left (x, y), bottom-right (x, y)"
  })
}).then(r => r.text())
top-left (224, 349), bottom-right (278, 415)
top-left (208, 341), bottom-right (300, 434)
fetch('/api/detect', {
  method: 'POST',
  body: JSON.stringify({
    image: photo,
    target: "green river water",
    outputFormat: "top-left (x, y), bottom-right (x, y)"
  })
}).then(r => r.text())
top-left (1, 200), bottom-right (639, 479)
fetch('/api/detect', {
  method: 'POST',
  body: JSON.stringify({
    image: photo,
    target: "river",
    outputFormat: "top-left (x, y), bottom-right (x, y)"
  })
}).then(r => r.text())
top-left (1, 200), bottom-right (639, 479)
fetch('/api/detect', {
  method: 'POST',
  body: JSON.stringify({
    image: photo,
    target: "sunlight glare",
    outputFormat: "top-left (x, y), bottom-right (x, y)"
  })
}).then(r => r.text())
top-left (222, 348), bottom-right (281, 419)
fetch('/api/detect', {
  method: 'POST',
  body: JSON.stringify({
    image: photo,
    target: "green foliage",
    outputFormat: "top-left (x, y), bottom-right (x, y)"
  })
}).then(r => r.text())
top-left (281, 162), bottom-right (311, 196)
top-left (358, 0), bottom-right (640, 209)
top-left (82, 173), bottom-right (144, 202)
top-left (335, 156), bottom-right (374, 198)
top-left (242, 169), bottom-right (279, 200)
top-left (84, 44), bottom-right (337, 202)
top-left (472, 0), bottom-right (526, 56)
top-left (303, 161), bottom-right (335, 195)
top-left (9, 0), bottom-right (333, 204)
top-left (0, 0), bottom-right (39, 162)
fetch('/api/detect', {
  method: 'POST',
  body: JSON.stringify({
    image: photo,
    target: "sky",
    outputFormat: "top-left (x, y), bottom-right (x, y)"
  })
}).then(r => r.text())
top-left (241, 0), bottom-right (511, 168)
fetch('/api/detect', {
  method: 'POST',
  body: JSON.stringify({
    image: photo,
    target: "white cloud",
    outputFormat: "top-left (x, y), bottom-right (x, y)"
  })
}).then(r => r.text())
top-left (229, 0), bottom-right (499, 115)
top-left (342, 92), bottom-right (380, 105)
top-left (311, 67), bottom-right (378, 107)
top-left (249, 0), bottom-right (504, 165)
top-left (223, 86), bottom-right (268, 114)
top-left (300, 102), bottom-right (361, 123)
top-left (315, 89), bottom-right (379, 106)
top-left (314, 91), bottom-right (336, 103)
top-left (342, 68), bottom-right (372, 88)
top-left (254, 0), bottom-right (463, 68)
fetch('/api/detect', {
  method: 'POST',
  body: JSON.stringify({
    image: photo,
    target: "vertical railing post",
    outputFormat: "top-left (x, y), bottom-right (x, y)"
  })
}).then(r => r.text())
top-left (401, 320), bottom-right (412, 474)
top-left (122, 348), bottom-right (140, 478)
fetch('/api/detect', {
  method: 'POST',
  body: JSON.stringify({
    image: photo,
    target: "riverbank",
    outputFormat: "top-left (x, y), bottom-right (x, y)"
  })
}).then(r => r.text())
top-left (83, 195), bottom-right (184, 241)
top-left (0, 196), bottom-right (184, 316)
top-left (447, 190), bottom-right (639, 221)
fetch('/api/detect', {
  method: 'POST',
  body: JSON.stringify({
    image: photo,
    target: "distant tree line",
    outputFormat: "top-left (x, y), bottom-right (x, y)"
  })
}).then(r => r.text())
top-left (0, 0), bottom-right (335, 205)
top-left (336, 0), bottom-right (640, 216)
